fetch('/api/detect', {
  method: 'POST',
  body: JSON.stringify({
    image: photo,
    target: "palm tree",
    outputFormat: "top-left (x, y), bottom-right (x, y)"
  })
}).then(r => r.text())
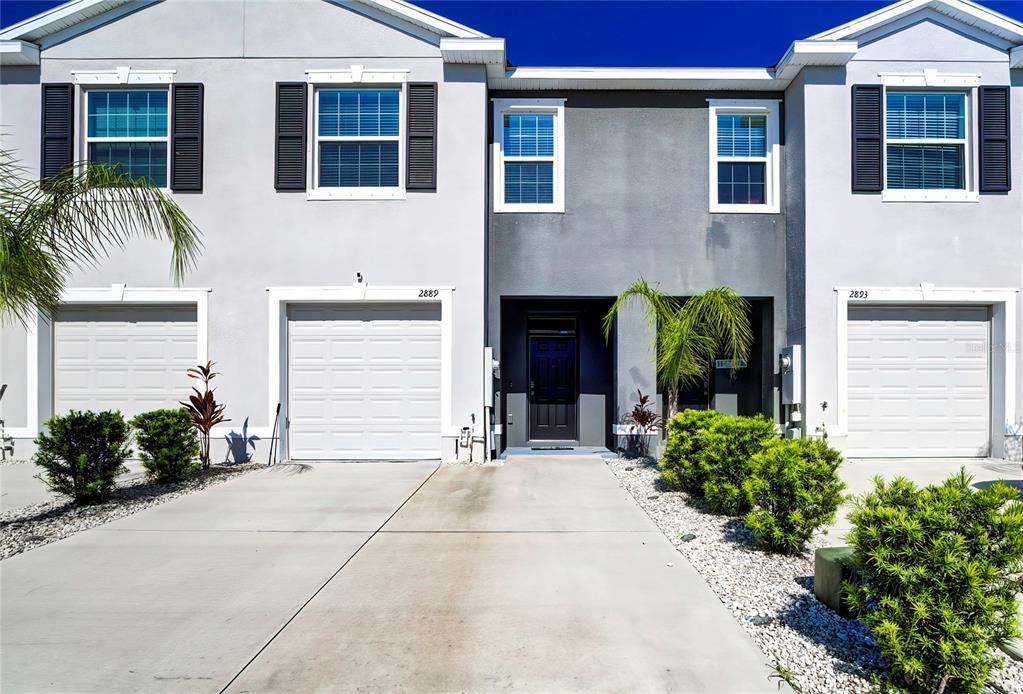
top-left (603, 279), bottom-right (753, 418)
top-left (0, 150), bottom-right (202, 323)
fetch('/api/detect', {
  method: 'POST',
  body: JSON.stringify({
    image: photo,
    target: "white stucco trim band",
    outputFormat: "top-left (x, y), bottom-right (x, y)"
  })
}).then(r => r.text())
top-left (832, 285), bottom-right (1018, 455)
top-left (878, 70), bottom-right (980, 88)
top-left (11, 286), bottom-right (211, 440)
top-left (266, 284), bottom-right (456, 460)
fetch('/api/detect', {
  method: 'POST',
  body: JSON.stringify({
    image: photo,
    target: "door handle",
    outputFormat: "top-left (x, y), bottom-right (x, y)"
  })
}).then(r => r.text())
top-left (529, 380), bottom-right (534, 397)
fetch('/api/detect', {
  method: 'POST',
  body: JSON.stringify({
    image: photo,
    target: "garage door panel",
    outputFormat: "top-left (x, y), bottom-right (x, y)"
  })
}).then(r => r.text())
top-left (288, 303), bottom-right (442, 460)
top-left (54, 306), bottom-right (197, 420)
top-left (846, 306), bottom-right (990, 458)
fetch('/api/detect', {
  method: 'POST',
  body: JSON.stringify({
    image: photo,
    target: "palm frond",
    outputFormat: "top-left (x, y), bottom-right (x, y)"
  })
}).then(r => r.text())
top-left (602, 277), bottom-right (680, 341)
top-left (1, 150), bottom-right (203, 323)
top-left (678, 286), bottom-right (753, 378)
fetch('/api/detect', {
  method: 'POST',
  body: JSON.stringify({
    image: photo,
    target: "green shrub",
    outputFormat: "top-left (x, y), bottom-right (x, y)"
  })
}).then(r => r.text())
top-left (130, 408), bottom-right (199, 484)
top-left (846, 471), bottom-right (1023, 694)
top-left (32, 410), bottom-right (131, 504)
top-left (743, 438), bottom-right (847, 554)
top-left (659, 409), bottom-right (727, 493)
top-left (698, 414), bottom-right (777, 516)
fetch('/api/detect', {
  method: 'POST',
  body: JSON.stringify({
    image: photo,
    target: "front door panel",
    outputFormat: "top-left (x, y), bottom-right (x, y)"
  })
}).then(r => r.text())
top-left (528, 335), bottom-right (578, 440)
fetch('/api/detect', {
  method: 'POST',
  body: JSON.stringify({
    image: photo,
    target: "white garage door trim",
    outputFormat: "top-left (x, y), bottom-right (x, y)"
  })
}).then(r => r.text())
top-left (14, 286), bottom-right (209, 439)
top-left (834, 285), bottom-right (1017, 457)
top-left (267, 284), bottom-right (454, 461)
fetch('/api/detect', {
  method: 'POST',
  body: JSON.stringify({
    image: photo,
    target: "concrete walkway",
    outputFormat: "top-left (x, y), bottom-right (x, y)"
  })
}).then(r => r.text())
top-left (2, 457), bottom-right (771, 694)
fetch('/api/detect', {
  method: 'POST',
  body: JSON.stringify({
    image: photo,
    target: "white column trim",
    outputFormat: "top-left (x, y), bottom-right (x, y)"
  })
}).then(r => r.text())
top-left (11, 286), bottom-right (210, 439)
top-left (833, 285), bottom-right (1018, 453)
top-left (266, 283), bottom-right (456, 461)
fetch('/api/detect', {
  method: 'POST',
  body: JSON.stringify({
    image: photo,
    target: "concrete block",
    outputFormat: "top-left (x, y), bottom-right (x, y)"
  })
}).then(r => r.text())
top-left (998, 595), bottom-right (1023, 663)
top-left (814, 546), bottom-right (857, 618)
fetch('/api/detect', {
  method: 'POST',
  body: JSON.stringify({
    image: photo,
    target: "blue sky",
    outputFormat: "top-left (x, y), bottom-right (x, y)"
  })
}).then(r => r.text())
top-left (2, 0), bottom-right (1023, 67)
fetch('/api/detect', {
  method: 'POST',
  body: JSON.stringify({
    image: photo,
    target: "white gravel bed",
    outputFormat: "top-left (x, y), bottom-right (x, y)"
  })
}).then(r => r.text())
top-left (0, 463), bottom-right (262, 561)
top-left (607, 457), bottom-right (1023, 694)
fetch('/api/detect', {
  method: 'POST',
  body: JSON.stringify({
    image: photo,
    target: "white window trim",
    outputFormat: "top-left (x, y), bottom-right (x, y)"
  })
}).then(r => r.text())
top-left (879, 72), bottom-right (980, 203)
top-left (708, 99), bottom-right (781, 214)
top-left (11, 286), bottom-right (210, 440)
top-left (306, 67), bottom-right (409, 201)
top-left (80, 84), bottom-right (172, 196)
top-left (832, 285), bottom-right (1017, 457)
top-left (492, 98), bottom-right (566, 213)
top-left (266, 284), bottom-right (456, 461)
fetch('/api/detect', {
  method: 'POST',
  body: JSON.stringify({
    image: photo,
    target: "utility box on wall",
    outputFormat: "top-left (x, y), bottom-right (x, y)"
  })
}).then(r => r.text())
top-left (780, 345), bottom-right (802, 406)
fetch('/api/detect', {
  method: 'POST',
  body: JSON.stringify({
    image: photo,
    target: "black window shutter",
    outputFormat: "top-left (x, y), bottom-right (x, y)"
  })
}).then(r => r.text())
top-left (40, 83), bottom-right (74, 184)
top-left (171, 83), bottom-right (204, 191)
top-left (407, 82), bottom-right (437, 191)
top-left (275, 82), bottom-right (307, 191)
top-left (851, 85), bottom-right (883, 192)
top-left (979, 86), bottom-right (1011, 193)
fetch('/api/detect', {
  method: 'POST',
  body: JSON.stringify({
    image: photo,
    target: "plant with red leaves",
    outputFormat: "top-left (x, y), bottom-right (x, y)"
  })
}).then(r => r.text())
top-left (180, 361), bottom-right (228, 469)
top-left (625, 389), bottom-right (662, 435)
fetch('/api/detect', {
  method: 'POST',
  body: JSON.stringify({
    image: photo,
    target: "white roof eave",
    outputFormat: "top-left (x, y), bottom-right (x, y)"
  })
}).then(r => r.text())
top-left (0, 39), bottom-right (40, 65)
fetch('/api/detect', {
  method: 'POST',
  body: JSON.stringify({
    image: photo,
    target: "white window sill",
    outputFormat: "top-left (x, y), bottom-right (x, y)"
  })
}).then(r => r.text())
top-left (494, 204), bottom-right (565, 214)
top-left (881, 190), bottom-right (980, 203)
top-left (710, 203), bottom-right (780, 214)
top-left (306, 188), bottom-right (406, 201)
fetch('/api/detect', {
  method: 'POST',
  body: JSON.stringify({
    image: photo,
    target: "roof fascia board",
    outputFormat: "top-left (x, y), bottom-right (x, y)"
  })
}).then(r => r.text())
top-left (1, 0), bottom-right (488, 45)
top-left (439, 37), bottom-right (505, 64)
top-left (0, 39), bottom-right (40, 65)
top-left (350, 0), bottom-right (488, 38)
top-left (774, 39), bottom-right (858, 81)
top-left (1011, 45), bottom-right (1023, 68)
top-left (0, 0), bottom-right (125, 41)
top-left (810, 0), bottom-right (1023, 44)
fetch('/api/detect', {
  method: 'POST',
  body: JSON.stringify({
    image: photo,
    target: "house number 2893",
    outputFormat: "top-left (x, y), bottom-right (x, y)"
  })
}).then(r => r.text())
top-left (419, 289), bottom-right (439, 298)
top-left (848, 290), bottom-right (869, 299)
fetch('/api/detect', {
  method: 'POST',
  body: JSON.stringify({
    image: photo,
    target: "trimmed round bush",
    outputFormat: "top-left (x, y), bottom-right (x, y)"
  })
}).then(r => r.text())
top-left (846, 471), bottom-right (1023, 694)
top-left (32, 410), bottom-right (131, 504)
top-left (130, 408), bottom-right (199, 484)
top-left (659, 408), bottom-right (727, 493)
top-left (698, 414), bottom-right (777, 516)
top-left (743, 437), bottom-right (847, 554)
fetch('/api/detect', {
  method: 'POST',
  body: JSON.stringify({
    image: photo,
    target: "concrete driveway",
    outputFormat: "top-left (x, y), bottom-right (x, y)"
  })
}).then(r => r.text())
top-left (1, 457), bottom-right (771, 694)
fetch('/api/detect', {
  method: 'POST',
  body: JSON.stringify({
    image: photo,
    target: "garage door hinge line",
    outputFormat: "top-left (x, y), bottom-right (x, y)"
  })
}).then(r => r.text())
top-left (217, 462), bottom-right (441, 694)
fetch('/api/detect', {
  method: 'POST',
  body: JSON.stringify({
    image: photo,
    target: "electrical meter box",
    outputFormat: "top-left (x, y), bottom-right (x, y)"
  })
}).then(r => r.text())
top-left (780, 345), bottom-right (802, 405)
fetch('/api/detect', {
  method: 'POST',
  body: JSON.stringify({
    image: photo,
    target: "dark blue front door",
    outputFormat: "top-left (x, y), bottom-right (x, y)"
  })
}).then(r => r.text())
top-left (528, 335), bottom-right (578, 440)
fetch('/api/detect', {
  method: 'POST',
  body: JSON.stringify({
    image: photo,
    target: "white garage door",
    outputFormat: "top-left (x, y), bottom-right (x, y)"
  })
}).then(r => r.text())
top-left (846, 306), bottom-right (990, 457)
top-left (287, 304), bottom-right (442, 460)
top-left (54, 306), bottom-right (198, 418)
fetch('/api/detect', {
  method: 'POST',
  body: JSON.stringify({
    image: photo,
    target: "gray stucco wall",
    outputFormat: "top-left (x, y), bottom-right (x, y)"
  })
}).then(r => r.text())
top-left (0, 0), bottom-right (488, 460)
top-left (487, 91), bottom-right (789, 446)
top-left (792, 16), bottom-right (1023, 457)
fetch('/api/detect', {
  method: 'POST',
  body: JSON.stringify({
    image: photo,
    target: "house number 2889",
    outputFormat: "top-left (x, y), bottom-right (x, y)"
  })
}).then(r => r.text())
top-left (419, 289), bottom-right (439, 298)
top-left (848, 290), bottom-right (869, 299)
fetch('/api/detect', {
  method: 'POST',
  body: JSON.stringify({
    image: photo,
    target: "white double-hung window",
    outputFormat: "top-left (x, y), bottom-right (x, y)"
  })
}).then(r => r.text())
top-left (307, 68), bottom-right (408, 200)
top-left (85, 89), bottom-right (169, 187)
top-left (708, 99), bottom-right (780, 213)
top-left (885, 91), bottom-right (968, 194)
top-left (493, 99), bottom-right (565, 213)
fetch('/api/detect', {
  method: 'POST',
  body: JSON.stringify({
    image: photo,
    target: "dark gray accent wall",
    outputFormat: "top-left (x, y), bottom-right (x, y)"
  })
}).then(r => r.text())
top-left (488, 90), bottom-right (786, 300)
top-left (488, 90), bottom-right (788, 424)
